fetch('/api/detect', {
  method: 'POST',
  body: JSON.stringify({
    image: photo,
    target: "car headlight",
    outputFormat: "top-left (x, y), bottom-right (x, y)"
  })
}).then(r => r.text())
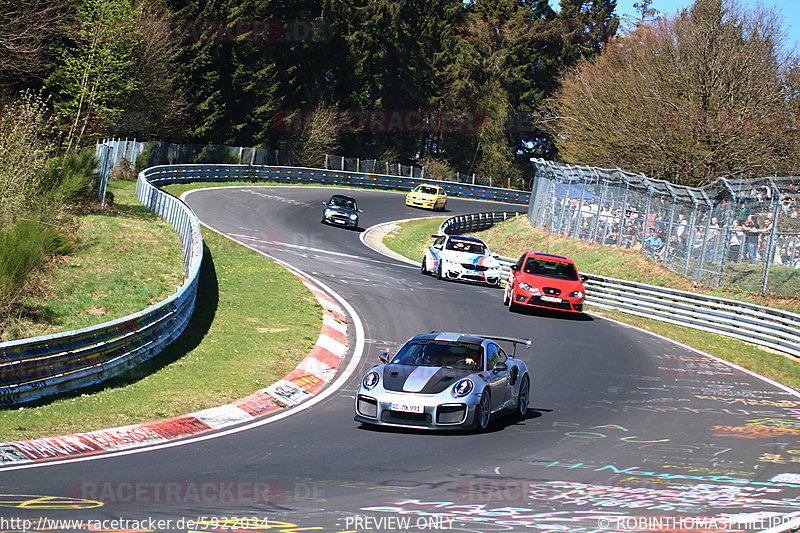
top-left (362, 371), bottom-right (380, 390)
top-left (349, 213), bottom-right (357, 220)
top-left (324, 209), bottom-right (334, 216)
top-left (519, 283), bottom-right (534, 292)
top-left (569, 291), bottom-right (584, 299)
top-left (452, 378), bottom-right (474, 398)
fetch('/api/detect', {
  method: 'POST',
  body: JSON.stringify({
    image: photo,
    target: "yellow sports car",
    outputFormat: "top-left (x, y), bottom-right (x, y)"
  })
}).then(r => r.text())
top-left (405, 184), bottom-right (447, 211)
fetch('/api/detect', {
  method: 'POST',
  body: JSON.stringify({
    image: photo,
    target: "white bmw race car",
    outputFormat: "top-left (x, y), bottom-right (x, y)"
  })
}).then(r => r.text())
top-left (421, 234), bottom-right (502, 286)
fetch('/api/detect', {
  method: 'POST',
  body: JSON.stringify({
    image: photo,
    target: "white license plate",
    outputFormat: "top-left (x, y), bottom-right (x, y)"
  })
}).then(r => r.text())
top-left (388, 403), bottom-right (423, 413)
top-left (334, 219), bottom-right (346, 224)
top-left (540, 295), bottom-right (562, 303)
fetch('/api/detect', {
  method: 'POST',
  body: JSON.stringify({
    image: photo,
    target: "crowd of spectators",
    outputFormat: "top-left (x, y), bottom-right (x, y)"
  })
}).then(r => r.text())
top-left (552, 189), bottom-right (800, 269)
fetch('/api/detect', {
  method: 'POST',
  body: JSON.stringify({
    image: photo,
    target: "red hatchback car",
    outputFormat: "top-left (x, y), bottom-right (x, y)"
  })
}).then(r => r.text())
top-left (503, 252), bottom-right (586, 313)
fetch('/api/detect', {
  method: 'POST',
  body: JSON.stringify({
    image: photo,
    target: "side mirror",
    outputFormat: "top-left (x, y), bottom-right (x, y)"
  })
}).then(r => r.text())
top-left (580, 274), bottom-right (589, 283)
top-left (379, 352), bottom-right (389, 363)
top-left (358, 209), bottom-right (363, 213)
top-left (510, 265), bottom-right (519, 272)
top-left (493, 361), bottom-right (508, 372)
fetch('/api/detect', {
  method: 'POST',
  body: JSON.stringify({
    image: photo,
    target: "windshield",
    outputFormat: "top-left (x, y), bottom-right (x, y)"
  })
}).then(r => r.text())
top-left (329, 196), bottom-right (356, 210)
top-left (416, 186), bottom-right (439, 195)
top-left (524, 258), bottom-right (578, 280)
top-left (391, 340), bottom-right (483, 371)
top-left (446, 239), bottom-right (487, 255)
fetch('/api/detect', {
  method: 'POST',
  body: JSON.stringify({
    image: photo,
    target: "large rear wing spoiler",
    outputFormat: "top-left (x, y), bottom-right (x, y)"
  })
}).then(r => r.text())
top-left (436, 332), bottom-right (532, 357)
top-left (475, 334), bottom-right (532, 348)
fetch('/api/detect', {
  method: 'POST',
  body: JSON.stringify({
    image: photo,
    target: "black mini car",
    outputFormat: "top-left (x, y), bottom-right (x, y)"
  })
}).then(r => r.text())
top-left (321, 195), bottom-right (361, 228)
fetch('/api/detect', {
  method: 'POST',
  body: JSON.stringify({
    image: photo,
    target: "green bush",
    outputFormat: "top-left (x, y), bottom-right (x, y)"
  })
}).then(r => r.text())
top-left (43, 149), bottom-right (98, 205)
top-left (0, 221), bottom-right (48, 306)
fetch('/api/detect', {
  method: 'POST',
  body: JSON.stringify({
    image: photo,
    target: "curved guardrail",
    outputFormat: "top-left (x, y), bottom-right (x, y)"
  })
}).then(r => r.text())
top-left (584, 276), bottom-right (800, 358)
top-left (439, 211), bottom-right (526, 235)
top-left (142, 163), bottom-right (531, 205)
top-left (0, 174), bottom-right (203, 406)
top-left (4, 168), bottom-right (794, 406)
top-left (439, 211), bottom-right (800, 360)
top-left (0, 165), bottom-right (526, 405)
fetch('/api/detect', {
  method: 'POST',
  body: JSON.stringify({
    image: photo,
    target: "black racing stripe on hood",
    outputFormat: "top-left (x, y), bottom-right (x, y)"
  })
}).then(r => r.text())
top-left (382, 364), bottom-right (474, 394)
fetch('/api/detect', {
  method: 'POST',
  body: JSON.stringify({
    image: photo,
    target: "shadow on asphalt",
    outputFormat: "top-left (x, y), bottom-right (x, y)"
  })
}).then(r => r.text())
top-left (510, 305), bottom-right (594, 321)
top-left (354, 408), bottom-right (548, 437)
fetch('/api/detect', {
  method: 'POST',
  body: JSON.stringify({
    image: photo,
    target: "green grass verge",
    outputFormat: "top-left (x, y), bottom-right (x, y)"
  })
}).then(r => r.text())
top-left (0, 181), bottom-right (321, 441)
top-left (382, 216), bottom-right (800, 391)
top-left (383, 217), bottom-right (447, 262)
top-left (3, 180), bottom-right (186, 341)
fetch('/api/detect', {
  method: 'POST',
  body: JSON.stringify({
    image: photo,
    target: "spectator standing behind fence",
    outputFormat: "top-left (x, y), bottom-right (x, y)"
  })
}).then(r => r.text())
top-left (580, 199), bottom-right (597, 227)
top-left (780, 244), bottom-right (791, 266)
top-left (759, 214), bottom-right (774, 263)
top-left (643, 229), bottom-right (664, 258)
top-left (675, 213), bottom-right (688, 245)
top-left (743, 215), bottom-right (761, 264)
top-left (704, 217), bottom-right (721, 262)
top-left (728, 220), bottom-right (744, 262)
top-left (605, 223), bottom-right (619, 245)
top-left (737, 202), bottom-right (751, 222)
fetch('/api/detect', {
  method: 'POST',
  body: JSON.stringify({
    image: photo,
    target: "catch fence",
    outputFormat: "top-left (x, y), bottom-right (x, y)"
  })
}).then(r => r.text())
top-left (530, 160), bottom-right (800, 295)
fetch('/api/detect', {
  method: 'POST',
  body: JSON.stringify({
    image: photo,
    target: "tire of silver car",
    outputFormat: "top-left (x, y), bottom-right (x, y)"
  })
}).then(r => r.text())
top-left (515, 375), bottom-right (529, 420)
top-left (476, 390), bottom-right (491, 431)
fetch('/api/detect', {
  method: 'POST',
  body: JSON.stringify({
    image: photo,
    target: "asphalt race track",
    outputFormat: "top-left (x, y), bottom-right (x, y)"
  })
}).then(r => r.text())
top-left (1, 186), bottom-right (799, 533)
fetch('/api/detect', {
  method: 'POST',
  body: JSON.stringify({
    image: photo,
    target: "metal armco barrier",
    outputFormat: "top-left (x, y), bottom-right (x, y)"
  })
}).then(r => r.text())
top-left (0, 165), bottom-right (526, 405)
top-left (0, 172), bottom-right (203, 405)
top-left (142, 164), bottom-right (531, 205)
top-left (583, 275), bottom-right (800, 359)
top-left (439, 211), bottom-right (526, 235)
top-left (438, 212), bottom-right (800, 360)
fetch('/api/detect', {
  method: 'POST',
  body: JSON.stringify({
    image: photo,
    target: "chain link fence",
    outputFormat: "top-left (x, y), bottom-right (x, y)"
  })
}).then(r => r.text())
top-left (530, 159), bottom-right (800, 295)
top-left (95, 139), bottom-right (513, 193)
top-left (96, 139), bottom-right (423, 180)
top-left (324, 155), bottom-right (422, 178)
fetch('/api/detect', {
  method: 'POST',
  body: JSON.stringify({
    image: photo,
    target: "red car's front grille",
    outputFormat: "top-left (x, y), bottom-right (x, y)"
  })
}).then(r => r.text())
top-left (527, 296), bottom-right (573, 311)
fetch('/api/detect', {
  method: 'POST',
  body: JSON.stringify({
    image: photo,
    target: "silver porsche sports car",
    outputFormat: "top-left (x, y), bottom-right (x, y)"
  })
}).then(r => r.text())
top-left (354, 332), bottom-right (531, 431)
